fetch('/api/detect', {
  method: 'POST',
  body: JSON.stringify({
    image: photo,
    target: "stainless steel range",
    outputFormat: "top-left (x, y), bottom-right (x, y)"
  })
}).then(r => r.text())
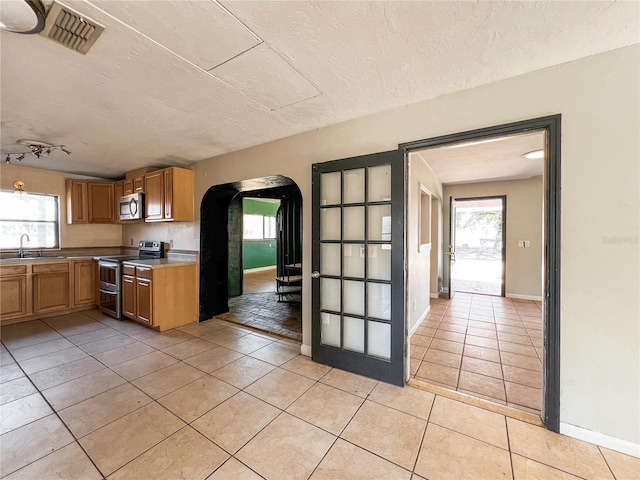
top-left (98, 241), bottom-right (164, 319)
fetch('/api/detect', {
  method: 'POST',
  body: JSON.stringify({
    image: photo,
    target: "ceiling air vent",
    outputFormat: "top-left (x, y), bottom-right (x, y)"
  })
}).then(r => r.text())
top-left (40, 1), bottom-right (104, 55)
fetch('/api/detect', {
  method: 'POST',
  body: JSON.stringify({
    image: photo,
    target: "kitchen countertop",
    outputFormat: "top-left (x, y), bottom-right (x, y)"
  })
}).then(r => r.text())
top-left (121, 258), bottom-right (197, 268)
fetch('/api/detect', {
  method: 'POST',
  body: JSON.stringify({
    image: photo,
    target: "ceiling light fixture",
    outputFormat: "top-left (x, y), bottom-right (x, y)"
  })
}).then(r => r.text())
top-left (0, 0), bottom-right (46, 34)
top-left (13, 180), bottom-right (27, 195)
top-left (523, 149), bottom-right (545, 160)
top-left (2, 139), bottom-right (71, 164)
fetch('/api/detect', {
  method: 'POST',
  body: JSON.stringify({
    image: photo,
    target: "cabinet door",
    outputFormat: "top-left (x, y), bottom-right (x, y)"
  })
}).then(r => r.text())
top-left (73, 261), bottom-right (96, 306)
top-left (123, 179), bottom-right (134, 195)
top-left (114, 181), bottom-right (124, 224)
top-left (136, 278), bottom-right (153, 325)
top-left (66, 180), bottom-right (88, 224)
top-left (122, 275), bottom-right (136, 319)
top-left (0, 276), bottom-right (28, 319)
top-left (134, 176), bottom-right (145, 193)
top-left (163, 168), bottom-right (173, 220)
top-left (88, 183), bottom-right (114, 223)
top-left (33, 272), bottom-right (70, 313)
top-left (145, 170), bottom-right (164, 221)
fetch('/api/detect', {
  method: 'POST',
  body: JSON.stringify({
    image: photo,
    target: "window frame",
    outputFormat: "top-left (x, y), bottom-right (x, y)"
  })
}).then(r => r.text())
top-left (0, 191), bottom-right (61, 250)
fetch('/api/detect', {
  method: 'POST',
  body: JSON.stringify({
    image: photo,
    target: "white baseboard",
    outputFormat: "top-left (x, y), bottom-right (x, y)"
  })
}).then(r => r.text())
top-left (244, 266), bottom-right (277, 273)
top-left (506, 293), bottom-right (543, 302)
top-left (560, 422), bottom-right (640, 458)
top-left (300, 344), bottom-right (311, 357)
top-left (409, 305), bottom-right (430, 337)
top-left (430, 293), bottom-right (439, 299)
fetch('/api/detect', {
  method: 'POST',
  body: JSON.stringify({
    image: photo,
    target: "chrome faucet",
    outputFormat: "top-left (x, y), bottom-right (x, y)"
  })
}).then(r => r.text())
top-left (18, 234), bottom-right (30, 258)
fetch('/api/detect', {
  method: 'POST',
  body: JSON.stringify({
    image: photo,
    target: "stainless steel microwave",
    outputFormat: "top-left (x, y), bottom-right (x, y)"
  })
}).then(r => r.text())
top-left (119, 193), bottom-right (144, 221)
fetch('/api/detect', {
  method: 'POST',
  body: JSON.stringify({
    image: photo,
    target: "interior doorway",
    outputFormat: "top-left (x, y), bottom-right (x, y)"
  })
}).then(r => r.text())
top-left (450, 196), bottom-right (506, 297)
top-left (199, 176), bottom-right (302, 342)
top-left (400, 115), bottom-right (561, 431)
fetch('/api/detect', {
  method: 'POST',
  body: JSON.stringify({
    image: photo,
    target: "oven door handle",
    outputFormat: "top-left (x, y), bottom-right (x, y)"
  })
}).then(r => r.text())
top-left (99, 288), bottom-right (118, 295)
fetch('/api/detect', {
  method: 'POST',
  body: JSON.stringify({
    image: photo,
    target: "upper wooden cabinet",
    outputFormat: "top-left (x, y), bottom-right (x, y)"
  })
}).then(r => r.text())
top-left (66, 180), bottom-right (88, 224)
top-left (114, 181), bottom-right (124, 224)
top-left (87, 182), bottom-right (114, 223)
top-left (67, 180), bottom-right (114, 224)
top-left (145, 167), bottom-right (194, 222)
top-left (123, 176), bottom-right (145, 195)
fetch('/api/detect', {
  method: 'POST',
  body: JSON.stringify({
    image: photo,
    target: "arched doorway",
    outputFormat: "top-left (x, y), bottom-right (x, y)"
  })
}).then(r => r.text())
top-left (200, 175), bottom-right (302, 341)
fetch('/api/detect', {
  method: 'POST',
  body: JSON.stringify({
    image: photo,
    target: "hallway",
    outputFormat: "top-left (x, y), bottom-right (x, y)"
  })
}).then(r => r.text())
top-left (410, 293), bottom-right (543, 415)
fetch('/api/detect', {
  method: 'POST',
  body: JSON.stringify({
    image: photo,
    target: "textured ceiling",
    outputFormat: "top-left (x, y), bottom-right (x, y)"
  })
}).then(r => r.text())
top-left (0, 0), bottom-right (637, 178)
top-left (415, 131), bottom-right (545, 185)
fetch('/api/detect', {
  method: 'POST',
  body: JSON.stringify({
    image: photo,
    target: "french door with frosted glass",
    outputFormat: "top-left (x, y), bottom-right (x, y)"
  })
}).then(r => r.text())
top-left (311, 149), bottom-right (405, 386)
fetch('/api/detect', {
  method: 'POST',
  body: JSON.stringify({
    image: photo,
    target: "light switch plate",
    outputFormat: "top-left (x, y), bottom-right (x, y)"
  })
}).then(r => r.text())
top-left (524, 240), bottom-right (531, 247)
top-left (518, 240), bottom-right (525, 247)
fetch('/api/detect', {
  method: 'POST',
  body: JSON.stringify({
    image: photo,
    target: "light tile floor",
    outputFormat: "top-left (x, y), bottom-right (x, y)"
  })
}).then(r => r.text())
top-left (410, 292), bottom-right (544, 414)
top-left (1, 310), bottom-right (638, 479)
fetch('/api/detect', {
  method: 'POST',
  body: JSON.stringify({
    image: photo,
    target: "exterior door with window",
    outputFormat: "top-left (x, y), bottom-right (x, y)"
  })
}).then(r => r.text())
top-left (311, 149), bottom-right (405, 386)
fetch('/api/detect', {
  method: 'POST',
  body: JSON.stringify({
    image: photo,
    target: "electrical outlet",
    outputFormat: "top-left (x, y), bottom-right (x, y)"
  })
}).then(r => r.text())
top-left (518, 240), bottom-right (524, 247)
top-left (170, 239), bottom-right (174, 248)
top-left (524, 240), bottom-right (531, 248)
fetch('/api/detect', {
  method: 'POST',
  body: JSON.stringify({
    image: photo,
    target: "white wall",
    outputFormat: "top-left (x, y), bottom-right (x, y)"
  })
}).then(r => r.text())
top-left (442, 177), bottom-right (544, 299)
top-left (151, 45), bottom-right (636, 447)
top-left (0, 164), bottom-right (122, 248)
top-left (407, 153), bottom-right (443, 333)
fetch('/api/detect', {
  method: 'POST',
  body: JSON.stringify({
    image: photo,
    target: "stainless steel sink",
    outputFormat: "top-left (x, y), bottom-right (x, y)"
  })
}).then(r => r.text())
top-left (1, 256), bottom-right (66, 262)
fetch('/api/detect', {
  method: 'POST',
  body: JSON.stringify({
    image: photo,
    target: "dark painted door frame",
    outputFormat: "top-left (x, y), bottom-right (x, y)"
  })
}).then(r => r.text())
top-left (449, 195), bottom-right (507, 298)
top-left (400, 114), bottom-right (561, 432)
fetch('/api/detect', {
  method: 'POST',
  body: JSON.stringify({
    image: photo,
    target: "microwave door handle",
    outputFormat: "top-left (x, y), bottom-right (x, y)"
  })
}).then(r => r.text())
top-left (129, 198), bottom-right (138, 217)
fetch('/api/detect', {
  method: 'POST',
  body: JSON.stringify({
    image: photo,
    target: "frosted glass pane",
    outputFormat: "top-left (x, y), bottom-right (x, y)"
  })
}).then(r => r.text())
top-left (343, 206), bottom-right (365, 241)
top-left (343, 168), bottom-right (365, 204)
top-left (321, 208), bottom-right (341, 240)
top-left (367, 244), bottom-right (391, 281)
top-left (343, 280), bottom-right (364, 316)
top-left (321, 278), bottom-right (341, 312)
top-left (368, 283), bottom-right (391, 320)
top-left (321, 313), bottom-right (340, 347)
top-left (321, 172), bottom-right (341, 205)
top-left (368, 205), bottom-right (391, 241)
top-left (368, 321), bottom-right (390, 359)
top-left (321, 243), bottom-right (341, 276)
top-left (344, 316), bottom-right (365, 353)
top-left (343, 244), bottom-right (364, 278)
top-left (368, 164), bottom-right (391, 202)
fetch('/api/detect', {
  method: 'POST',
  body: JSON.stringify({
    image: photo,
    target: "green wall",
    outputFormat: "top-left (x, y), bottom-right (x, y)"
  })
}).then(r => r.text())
top-left (243, 198), bottom-right (279, 270)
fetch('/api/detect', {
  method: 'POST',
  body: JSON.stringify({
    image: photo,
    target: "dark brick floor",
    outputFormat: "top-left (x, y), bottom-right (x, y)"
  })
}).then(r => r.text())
top-left (216, 292), bottom-right (302, 342)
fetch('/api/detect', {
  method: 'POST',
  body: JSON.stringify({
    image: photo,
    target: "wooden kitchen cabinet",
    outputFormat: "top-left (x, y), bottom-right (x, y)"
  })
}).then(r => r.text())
top-left (71, 260), bottom-right (96, 307)
top-left (87, 182), bottom-right (114, 223)
top-left (122, 274), bottom-right (136, 320)
top-left (32, 263), bottom-right (70, 314)
top-left (123, 176), bottom-right (145, 195)
top-left (0, 265), bottom-right (28, 320)
top-left (114, 181), bottom-right (124, 224)
top-left (136, 276), bottom-right (153, 325)
top-left (144, 167), bottom-right (194, 222)
top-left (121, 262), bottom-right (196, 331)
top-left (66, 179), bottom-right (88, 224)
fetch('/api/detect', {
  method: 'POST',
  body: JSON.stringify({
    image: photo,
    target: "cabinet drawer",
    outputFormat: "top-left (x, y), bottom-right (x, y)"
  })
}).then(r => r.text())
top-left (32, 263), bottom-right (69, 273)
top-left (0, 264), bottom-right (27, 276)
top-left (122, 265), bottom-right (136, 276)
top-left (136, 267), bottom-right (152, 279)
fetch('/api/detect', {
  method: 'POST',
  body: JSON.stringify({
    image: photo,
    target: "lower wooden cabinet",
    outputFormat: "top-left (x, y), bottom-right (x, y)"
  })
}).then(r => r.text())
top-left (1, 275), bottom-right (28, 319)
top-left (72, 260), bottom-right (96, 307)
top-left (122, 274), bottom-right (136, 320)
top-left (122, 262), bottom-right (196, 331)
top-left (0, 259), bottom-right (98, 325)
top-left (136, 277), bottom-right (153, 326)
top-left (33, 271), bottom-right (70, 314)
